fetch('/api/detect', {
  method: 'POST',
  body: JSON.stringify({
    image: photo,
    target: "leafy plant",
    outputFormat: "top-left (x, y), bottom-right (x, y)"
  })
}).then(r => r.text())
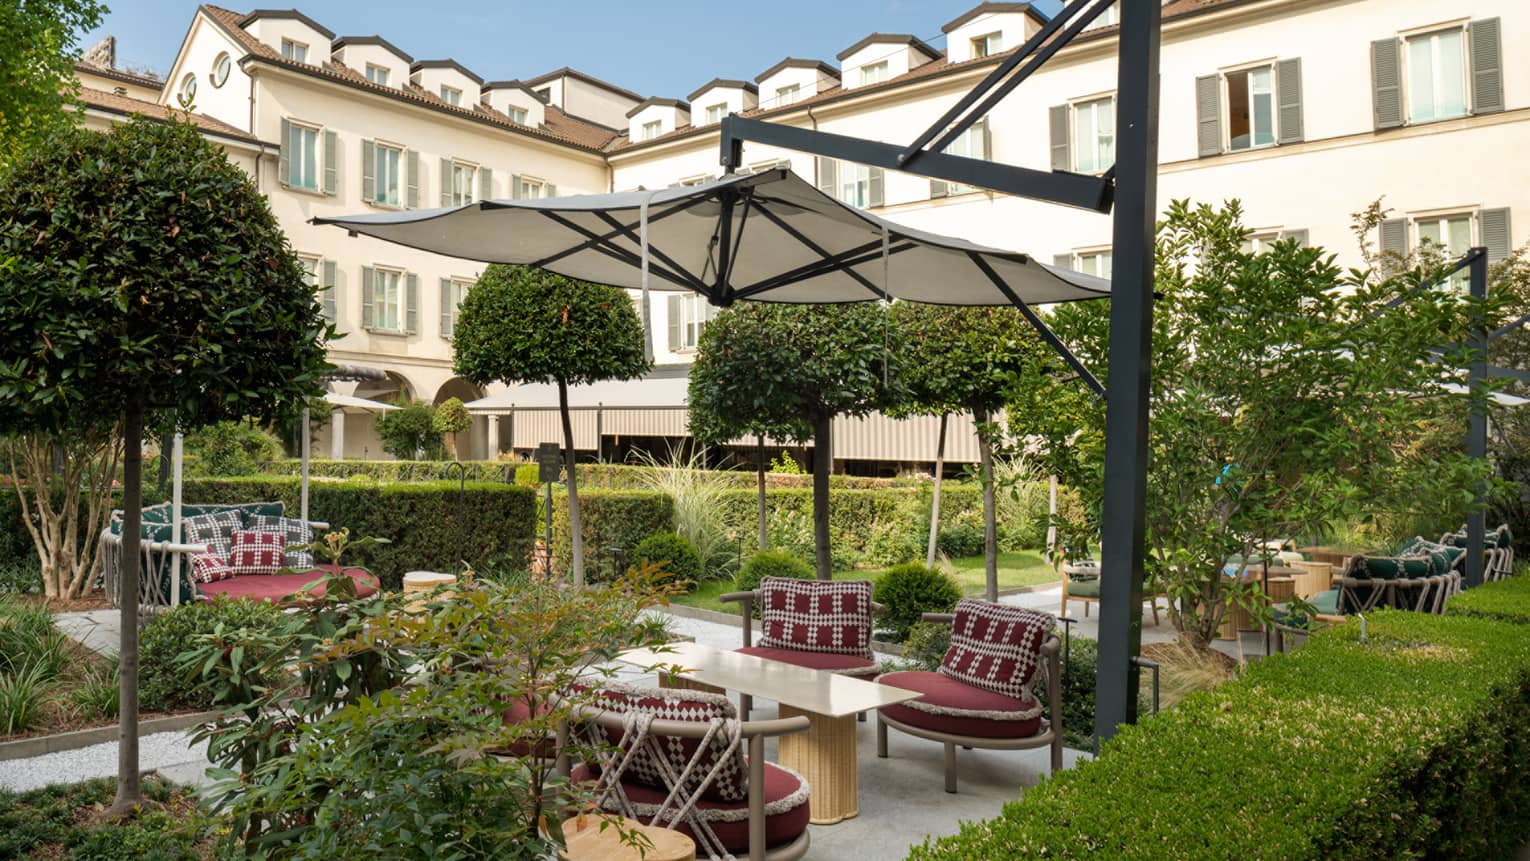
top-left (373, 400), bottom-right (443, 460)
top-left (736, 548), bottom-right (815, 593)
top-left (0, 662), bottom-right (49, 734)
top-left (0, 0), bottom-right (106, 165)
top-left (631, 445), bottom-right (742, 581)
top-left (550, 490), bottom-right (673, 584)
top-left (769, 451), bottom-right (805, 474)
top-left (629, 531), bottom-right (704, 587)
top-left (873, 563), bottom-right (962, 642)
top-left (140, 597), bottom-right (285, 712)
top-left (432, 396), bottom-right (473, 460)
top-left (184, 420), bottom-right (284, 477)
top-left (0, 557), bottom-right (41, 595)
top-left (901, 620), bottom-right (952, 670)
top-left (0, 595), bottom-right (67, 680)
top-left (70, 657), bottom-right (119, 721)
top-left (0, 776), bottom-right (213, 860)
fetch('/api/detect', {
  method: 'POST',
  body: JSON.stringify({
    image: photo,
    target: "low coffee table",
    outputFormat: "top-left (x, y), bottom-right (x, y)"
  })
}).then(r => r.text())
top-left (618, 641), bottom-right (922, 825)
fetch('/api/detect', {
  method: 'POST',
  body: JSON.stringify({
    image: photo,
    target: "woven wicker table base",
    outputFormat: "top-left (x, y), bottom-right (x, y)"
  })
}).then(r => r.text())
top-left (777, 703), bottom-right (858, 825)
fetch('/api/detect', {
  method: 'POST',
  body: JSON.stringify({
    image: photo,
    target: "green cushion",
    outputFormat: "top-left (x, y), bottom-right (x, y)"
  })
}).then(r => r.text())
top-left (1348, 555), bottom-right (1432, 580)
top-left (1068, 577), bottom-right (1101, 598)
top-left (1273, 589), bottom-right (1341, 628)
top-left (1310, 588), bottom-right (1340, 615)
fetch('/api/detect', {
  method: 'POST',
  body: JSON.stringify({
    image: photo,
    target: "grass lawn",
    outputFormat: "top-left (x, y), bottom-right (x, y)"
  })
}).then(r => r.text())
top-left (669, 550), bottom-right (1058, 614)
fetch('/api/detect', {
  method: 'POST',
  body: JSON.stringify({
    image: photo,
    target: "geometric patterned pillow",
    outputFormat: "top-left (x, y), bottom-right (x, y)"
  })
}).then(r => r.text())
top-left (227, 530), bottom-right (286, 576)
top-left (938, 598), bottom-right (1054, 701)
top-left (190, 552), bottom-right (235, 584)
top-left (247, 514), bottom-right (313, 569)
top-left (590, 681), bottom-right (748, 803)
top-left (184, 510), bottom-right (244, 559)
top-left (1346, 555), bottom-right (1434, 580)
top-left (757, 577), bottom-right (873, 660)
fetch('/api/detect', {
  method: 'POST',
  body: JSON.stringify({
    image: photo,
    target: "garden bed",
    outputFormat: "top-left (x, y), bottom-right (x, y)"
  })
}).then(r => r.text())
top-left (0, 775), bottom-right (216, 859)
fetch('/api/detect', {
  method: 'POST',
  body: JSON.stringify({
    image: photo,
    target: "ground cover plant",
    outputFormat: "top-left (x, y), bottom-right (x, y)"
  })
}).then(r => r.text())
top-left (0, 596), bottom-right (122, 736)
top-left (0, 776), bottom-right (216, 860)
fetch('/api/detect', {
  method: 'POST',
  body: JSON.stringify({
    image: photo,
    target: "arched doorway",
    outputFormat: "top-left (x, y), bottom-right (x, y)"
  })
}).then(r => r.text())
top-left (434, 377), bottom-right (487, 459)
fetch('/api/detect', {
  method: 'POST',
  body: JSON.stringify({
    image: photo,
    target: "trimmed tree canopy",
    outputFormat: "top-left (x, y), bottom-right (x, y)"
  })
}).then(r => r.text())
top-left (889, 304), bottom-right (1053, 417)
top-left (0, 114), bottom-right (332, 432)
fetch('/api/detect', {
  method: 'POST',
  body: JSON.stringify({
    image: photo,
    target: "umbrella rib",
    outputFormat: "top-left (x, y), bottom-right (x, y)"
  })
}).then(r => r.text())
top-left (536, 210), bottom-right (705, 291)
top-left (717, 189), bottom-right (757, 302)
top-left (734, 240), bottom-right (916, 300)
top-left (965, 252), bottom-right (1105, 398)
top-left (588, 210), bottom-right (711, 295)
top-left (528, 197), bottom-right (706, 270)
top-left (750, 203), bottom-right (891, 301)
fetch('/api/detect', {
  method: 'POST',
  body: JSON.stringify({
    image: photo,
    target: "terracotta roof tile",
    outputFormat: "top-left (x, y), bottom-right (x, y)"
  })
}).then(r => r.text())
top-left (78, 86), bottom-right (261, 142)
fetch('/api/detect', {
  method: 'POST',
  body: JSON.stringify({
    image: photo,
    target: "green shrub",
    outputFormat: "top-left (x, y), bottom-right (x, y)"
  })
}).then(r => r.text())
top-left (184, 421), bottom-right (283, 477)
top-left (736, 549), bottom-right (815, 593)
top-left (140, 597), bottom-right (286, 711)
top-left (154, 476), bottom-right (536, 589)
top-left (70, 658), bottom-right (119, 721)
top-left (873, 563), bottom-right (961, 642)
top-left (373, 400), bottom-right (444, 460)
top-left (901, 621), bottom-right (951, 669)
top-left (551, 490), bottom-right (673, 583)
top-left (0, 662), bottom-right (48, 734)
top-left (908, 610), bottom-right (1530, 861)
top-left (1445, 575), bottom-right (1530, 625)
top-left (0, 556), bottom-right (41, 595)
top-left (629, 532), bottom-right (703, 586)
top-left (0, 777), bottom-right (211, 859)
top-left (1059, 635), bottom-right (1100, 751)
top-left (935, 521), bottom-right (985, 558)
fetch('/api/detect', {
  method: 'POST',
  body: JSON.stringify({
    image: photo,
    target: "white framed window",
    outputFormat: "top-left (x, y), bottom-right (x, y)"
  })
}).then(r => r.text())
top-left (1072, 96), bottom-right (1115, 173)
top-left (1075, 250), bottom-right (1113, 279)
top-left (370, 142), bottom-right (403, 206)
top-left (1240, 231), bottom-right (1280, 254)
top-left (534, 87), bottom-right (551, 102)
top-left (177, 73), bottom-right (196, 106)
top-left (280, 39), bottom-right (308, 63)
top-left (941, 123), bottom-right (987, 194)
top-left (450, 161), bottom-right (478, 206)
top-left (516, 176), bottom-right (545, 199)
top-left (211, 53), bottom-right (231, 88)
top-left (440, 85), bottom-right (462, 106)
top-left (1415, 211), bottom-right (1474, 287)
top-left (839, 162), bottom-right (871, 208)
top-left (441, 278), bottom-right (471, 337)
top-left (507, 107), bottom-right (528, 125)
top-left (1085, 2), bottom-right (1119, 30)
top-left (1225, 64), bottom-right (1276, 151)
top-left (285, 121), bottom-right (320, 191)
top-left (298, 254), bottom-right (336, 322)
top-left (861, 61), bottom-right (889, 85)
top-left (668, 293), bottom-right (715, 352)
top-left (775, 84), bottom-right (800, 106)
top-left (371, 268), bottom-right (404, 331)
top-left (706, 103), bottom-right (728, 124)
top-left (641, 120), bottom-right (663, 140)
top-left (972, 32), bottom-right (1002, 58)
top-left (365, 64), bottom-right (390, 86)
top-left (1405, 27), bottom-right (1468, 124)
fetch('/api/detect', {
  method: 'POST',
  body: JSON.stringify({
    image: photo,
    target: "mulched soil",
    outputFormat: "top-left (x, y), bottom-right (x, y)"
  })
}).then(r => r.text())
top-left (13, 590), bottom-right (113, 613)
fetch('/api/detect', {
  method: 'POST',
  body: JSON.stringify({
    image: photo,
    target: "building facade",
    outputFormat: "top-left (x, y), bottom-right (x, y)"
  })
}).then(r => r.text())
top-left (74, 0), bottom-right (1530, 470)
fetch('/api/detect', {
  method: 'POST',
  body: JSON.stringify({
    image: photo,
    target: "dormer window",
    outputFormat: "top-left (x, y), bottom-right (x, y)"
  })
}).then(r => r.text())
top-left (508, 107), bottom-right (528, 125)
top-left (365, 64), bottom-right (390, 86)
top-left (706, 103), bottom-right (727, 124)
top-left (534, 87), bottom-right (551, 103)
top-left (281, 38), bottom-right (308, 63)
top-left (775, 84), bottom-right (800, 106)
top-left (641, 120), bottom-right (663, 141)
top-left (972, 32), bottom-right (1002, 58)
top-left (440, 85), bottom-right (462, 106)
top-left (861, 60), bottom-right (889, 85)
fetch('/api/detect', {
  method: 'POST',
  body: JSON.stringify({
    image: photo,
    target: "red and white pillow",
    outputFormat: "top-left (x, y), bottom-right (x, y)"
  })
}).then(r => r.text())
top-left (938, 598), bottom-right (1054, 701)
top-left (191, 552), bottom-right (235, 584)
top-left (757, 577), bottom-right (874, 660)
top-left (227, 530), bottom-right (287, 576)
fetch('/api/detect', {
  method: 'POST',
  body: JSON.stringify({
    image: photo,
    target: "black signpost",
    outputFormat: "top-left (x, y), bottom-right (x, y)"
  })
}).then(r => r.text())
top-left (536, 442), bottom-right (563, 573)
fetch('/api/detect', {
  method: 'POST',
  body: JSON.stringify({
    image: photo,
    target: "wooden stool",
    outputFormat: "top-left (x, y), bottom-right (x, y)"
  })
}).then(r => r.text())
top-left (561, 814), bottom-right (696, 861)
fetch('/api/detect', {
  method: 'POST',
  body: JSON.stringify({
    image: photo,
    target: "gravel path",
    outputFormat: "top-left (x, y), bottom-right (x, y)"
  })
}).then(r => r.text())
top-left (0, 730), bottom-right (211, 793)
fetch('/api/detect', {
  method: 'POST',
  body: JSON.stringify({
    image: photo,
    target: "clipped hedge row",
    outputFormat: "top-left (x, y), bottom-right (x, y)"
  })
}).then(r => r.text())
top-left (550, 491), bottom-right (674, 583)
top-left (153, 477), bottom-right (535, 589)
top-left (1445, 574), bottom-right (1530, 625)
top-left (908, 608), bottom-right (1530, 860)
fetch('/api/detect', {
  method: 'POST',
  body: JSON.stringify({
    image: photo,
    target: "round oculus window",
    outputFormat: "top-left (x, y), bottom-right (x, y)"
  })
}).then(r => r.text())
top-left (211, 53), bottom-right (231, 88)
top-left (178, 73), bottom-right (197, 106)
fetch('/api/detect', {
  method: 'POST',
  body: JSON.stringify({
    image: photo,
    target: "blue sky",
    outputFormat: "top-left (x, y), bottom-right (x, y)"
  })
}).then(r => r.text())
top-left (86, 1), bottom-right (1063, 99)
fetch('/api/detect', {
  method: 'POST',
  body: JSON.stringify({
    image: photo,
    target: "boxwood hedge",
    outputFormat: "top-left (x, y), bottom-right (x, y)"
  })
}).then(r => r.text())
top-left (1444, 574), bottom-right (1530, 625)
top-left (550, 490), bottom-right (675, 583)
top-left (908, 606), bottom-right (1530, 861)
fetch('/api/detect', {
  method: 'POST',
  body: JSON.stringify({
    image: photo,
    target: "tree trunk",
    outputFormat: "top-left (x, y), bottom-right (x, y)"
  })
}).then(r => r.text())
top-left (756, 435), bottom-right (768, 551)
top-left (926, 413), bottom-right (949, 569)
top-left (558, 379), bottom-right (584, 587)
top-left (6, 432), bottom-right (120, 601)
top-left (812, 413), bottom-right (832, 580)
top-left (443, 431), bottom-right (458, 461)
top-left (111, 401), bottom-right (144, 815)
top-left (975, 407), bottom-right (998, 602)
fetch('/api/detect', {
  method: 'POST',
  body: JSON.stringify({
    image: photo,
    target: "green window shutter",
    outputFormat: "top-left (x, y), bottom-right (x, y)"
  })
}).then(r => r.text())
top-left (868, 167), bottom-right (884, 208)
top-left (1048, 104), bottom-right (1069, 170)
top-left (279, 118), bottom-right (292, 186)
top-left (321, 260), bottom-right (337, 322)
top-left (1276, 59), bottom-right (1303, 144)
top-left (1053, 254), bottom-right (1073, 270)
top-left (1195, 75), bottom-right (1222, 157)
top-left (930, 179), bottom-right (949, 199)
top-left (1371, 38), bottom-right (1404, 130)
top-left (816, 157), bottom-right (837, 197)
top-left (1481, 208), bottom-right (1511, 264)
top-left (1281, 228), bottom-right (1309, 247)
top-left (479, 167), bottom-right (493, 201)
top-left (361, 140), bottom-right (375, 203)
top-left (406, 149), bottom-right (420, 209)
top-left (322, 130), bottom-right (338, 194)
top-left (439, 158), bottom-right (452, 207)
top-left (1379, 218), bottom-right (1408, 261)
top-left (667, 294), bottom-right (682, 351)
top-left (1469, 19), bottom-right (1504, 115)
top-left (545, 182), bottom-right (557, 198)
top-left (360, 267), bottom-right (375, 328)
top-left (510, 175), bottom-right (523, 200)
top-left (440, 278), bottom-right (455, 337)
top-left (405, 273), bottom-right (419, 334)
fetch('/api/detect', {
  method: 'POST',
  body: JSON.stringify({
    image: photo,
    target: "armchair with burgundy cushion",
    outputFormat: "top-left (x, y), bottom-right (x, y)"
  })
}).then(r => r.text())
top-left (719, 577), bottom-right (883, 718)
top-left (562, 681), bottom-right (812, 861)
top-left (875, 599), bottom-right (1063, 793)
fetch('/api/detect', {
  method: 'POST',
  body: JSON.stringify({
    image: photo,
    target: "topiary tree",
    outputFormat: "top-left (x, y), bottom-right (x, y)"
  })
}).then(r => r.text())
top-left (690, 303), bottom-right (898, 579)
top-left (0, 114), bottom-right (331, 812)
top-left (432, 397), bottom-right (472, 460)
top-left (872, 563), bottom-right (962, 642)
top-left (630, 531), bottom-right (703, 588)
top-left (890, 304), bottom-right (1054, 600)
top-left (374, 400), bottom-right (441, 460)
top-left (453, 264), bottom-right (649, 586)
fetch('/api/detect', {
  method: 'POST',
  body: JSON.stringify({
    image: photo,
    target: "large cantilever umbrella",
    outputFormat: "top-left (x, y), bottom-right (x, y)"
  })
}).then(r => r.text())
top-left (313, 168), bottom-right (1110, 390)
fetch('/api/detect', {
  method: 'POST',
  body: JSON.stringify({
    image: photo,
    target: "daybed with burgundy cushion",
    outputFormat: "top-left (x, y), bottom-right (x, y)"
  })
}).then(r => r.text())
top-left (196, 565), bottom-right (380, 603)
top-left (719, 577), bottom-right (883, 719)
top-left (875, 600), bottom-right (1063, 793)
top-left (562, 681), bottom-right (812, 861)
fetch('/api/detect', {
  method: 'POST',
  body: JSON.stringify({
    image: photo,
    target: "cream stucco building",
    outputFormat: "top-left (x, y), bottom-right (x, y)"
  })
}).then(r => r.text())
top-left (72, 0), bottom-right (1529, 472)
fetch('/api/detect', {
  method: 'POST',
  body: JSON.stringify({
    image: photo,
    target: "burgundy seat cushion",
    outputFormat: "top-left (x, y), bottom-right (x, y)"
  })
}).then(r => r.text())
top-left (736, 645), bottom-right (877, 677)
top-left (196, 567), bottom-right (378, 603)
top-left (877, 670), bottom-right (1043, 739)
top-left (570, 760), bottom-right (809, 853)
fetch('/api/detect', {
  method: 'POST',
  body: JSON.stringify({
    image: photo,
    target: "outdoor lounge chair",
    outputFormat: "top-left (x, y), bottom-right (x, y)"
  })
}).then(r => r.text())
top-left (1441, 525), bottom-right (1516, 581)
top-left (561, 682), bottom-right (812, 861)
top-left (1058, 558), bottom-right (1164, 624)
top-left (875, 600), bottom-right (1063, 793)
top-left (720, 578), bottom-right (882, 719)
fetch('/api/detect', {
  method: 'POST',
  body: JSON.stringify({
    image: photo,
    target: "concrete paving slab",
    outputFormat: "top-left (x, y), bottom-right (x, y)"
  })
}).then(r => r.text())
top-left (53, 609), bottom-right (121, 658)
